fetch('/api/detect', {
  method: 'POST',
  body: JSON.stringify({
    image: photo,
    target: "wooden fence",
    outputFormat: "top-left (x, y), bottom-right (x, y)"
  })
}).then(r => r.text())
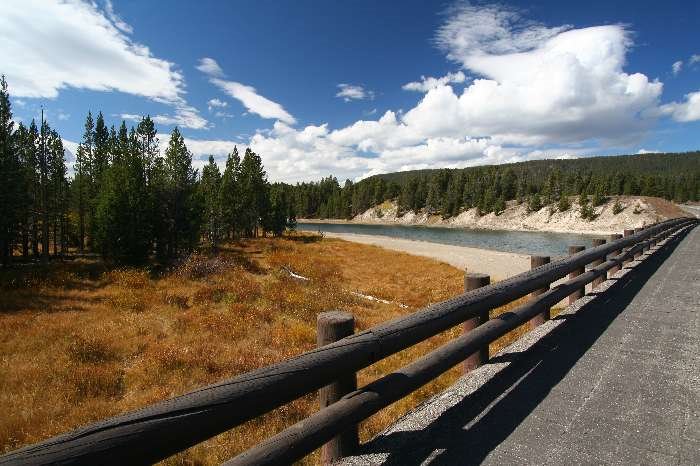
top-left (1, 217), bottom-right (696, 466)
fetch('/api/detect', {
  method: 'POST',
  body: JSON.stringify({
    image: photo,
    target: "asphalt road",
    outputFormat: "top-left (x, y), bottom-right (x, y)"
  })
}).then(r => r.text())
top-left (340, 225), bottom-right (699, 465)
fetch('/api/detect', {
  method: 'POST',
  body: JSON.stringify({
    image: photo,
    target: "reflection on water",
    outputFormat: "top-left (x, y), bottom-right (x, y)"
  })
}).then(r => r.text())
top-left (297, 222), bottom-right (600, 258)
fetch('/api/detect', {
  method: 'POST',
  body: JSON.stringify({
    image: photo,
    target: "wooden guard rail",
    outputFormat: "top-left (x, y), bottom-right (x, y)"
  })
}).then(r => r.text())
top-left (1, 217), bottom-right (696, 466)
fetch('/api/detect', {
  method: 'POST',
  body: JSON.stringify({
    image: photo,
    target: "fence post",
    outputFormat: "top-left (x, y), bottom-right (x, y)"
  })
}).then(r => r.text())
top-left (317, 311), bottom-right (358, 464)
top-left (568, 245), bottom-right (586, 304)
top-left (623, 229), bottom-right (635, 264)
top-left (463, 272), bottom-right (490, 373)
top-left (529, 255), bottom-right (550, 329)
top-left (590, 239), bottom-right (607, 289)
top-left (608, 233), bottom-right (623, 276)
top-left (633, 227), bottom-right (644, 258)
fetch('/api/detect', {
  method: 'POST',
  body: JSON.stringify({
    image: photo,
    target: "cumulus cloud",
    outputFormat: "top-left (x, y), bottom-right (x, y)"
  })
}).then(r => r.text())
top-left (198, 57), bottom-right (295, 124)
top-left (0, 0), bottom-right (207, 129)
top-left (690, 54), bottom-right (700, 66)
top-left (660, 91), bottom-right (700, 122)
top-left (402, 71), bottom-right (467, 92)
top-left (336, 84), bottom-right (375, 102)
top-left (429, 4), bottom-right (663, 146)
top-left (672, 60), bottom-right (683, 75)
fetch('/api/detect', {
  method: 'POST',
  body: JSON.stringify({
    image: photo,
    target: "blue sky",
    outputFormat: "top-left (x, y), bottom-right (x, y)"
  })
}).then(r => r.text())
top-left (2, 0), bottom-right (699, 182)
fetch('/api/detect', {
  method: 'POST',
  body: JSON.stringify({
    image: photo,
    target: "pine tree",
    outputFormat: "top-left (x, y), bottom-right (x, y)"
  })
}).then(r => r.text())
top-left (163, 127), bottom-right (201, 255)
top-left (265, 185), bottom-right (288, 236)
top-left (94, 122), bottom-right (151, 263)
top-left (239, 148), bottom-right (268, 237)
top-left (220, 147), bottom-right (242, 238)
top-left (47, 130), bottom-right (67, 256)
top-left (74, 112), bottom-right (94, 251)
top-left (200, 155), bottom-right (223, 250)
top-left (0, 75), bottom-right (20, 264)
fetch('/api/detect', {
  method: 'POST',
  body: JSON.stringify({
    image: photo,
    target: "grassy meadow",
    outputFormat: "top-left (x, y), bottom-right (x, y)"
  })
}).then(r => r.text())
top-left (0, 234), bottom-right (534, 464)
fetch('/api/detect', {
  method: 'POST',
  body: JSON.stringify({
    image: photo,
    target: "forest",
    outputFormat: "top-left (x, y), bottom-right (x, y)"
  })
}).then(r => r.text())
top-left (0, 76), bottom-right (295, 266)
top-left (285, 152), bottom-right (700, 220)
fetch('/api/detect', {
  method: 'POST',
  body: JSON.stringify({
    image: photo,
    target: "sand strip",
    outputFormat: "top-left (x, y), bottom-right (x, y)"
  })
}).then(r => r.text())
top-left (323, 232), bottom-right (530, 281)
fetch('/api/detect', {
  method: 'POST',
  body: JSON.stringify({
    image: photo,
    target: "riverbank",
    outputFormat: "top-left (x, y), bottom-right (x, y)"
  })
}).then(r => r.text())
top-left (300, 196), bottom-right (686, 236)
top-left (322, 232), bottom-right (530, 280)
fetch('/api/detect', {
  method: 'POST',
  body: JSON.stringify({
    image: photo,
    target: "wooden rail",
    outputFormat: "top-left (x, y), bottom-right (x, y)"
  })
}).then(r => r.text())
top-left (1, 217), bottom-right (696, 466)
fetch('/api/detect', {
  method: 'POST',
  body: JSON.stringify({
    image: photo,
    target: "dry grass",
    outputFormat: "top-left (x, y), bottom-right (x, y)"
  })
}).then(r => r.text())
top-left (0, 234), bottom-right (538, 465)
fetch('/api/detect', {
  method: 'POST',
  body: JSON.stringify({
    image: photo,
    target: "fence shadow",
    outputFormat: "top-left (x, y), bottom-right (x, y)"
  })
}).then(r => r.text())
top-left (361, 228), bottom-right (691, 465)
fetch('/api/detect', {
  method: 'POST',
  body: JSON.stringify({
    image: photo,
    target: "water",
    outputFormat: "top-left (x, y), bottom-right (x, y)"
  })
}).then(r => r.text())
top-left (296, 222), bottom-right (599, 258)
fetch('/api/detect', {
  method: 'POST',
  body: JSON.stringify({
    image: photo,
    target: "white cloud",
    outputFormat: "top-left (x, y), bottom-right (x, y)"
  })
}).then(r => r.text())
top-left (103, 0), bottom-right (132, 34)
top-left (62, 138), bottom-right (79, 175)
top-left (207, 98), bottom-right (228, 110)
top-left (336, 84), bottom-right (375, 102)
top-left (425, 4), bottom-right (663, 146)
top-left (197, 57), bottom-right (295, 124)
top-left (210, 78), bottom-right (296, 124)
top-left (58, 111), bottom-right (70, 121)
top-left (690, 54), bottom-right (700, 65)
top-left (196, 58), bottom-right (225, 78)
top-left (1, 0), bottom-right (181, 102)
top-left (403, 71), bottom-right (467, 92)
top-left (0, 0), bottom-right (207, 129)
top-left (659, 91), bottom-right (700, 122)
top-left (121, 103), bottom-right (208, 130)
top-left (672, 60), bottom-right (683, 75)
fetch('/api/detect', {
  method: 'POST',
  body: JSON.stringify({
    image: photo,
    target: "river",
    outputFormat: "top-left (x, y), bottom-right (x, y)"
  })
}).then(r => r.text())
top-left (296, 222), bottom-right (599, 258)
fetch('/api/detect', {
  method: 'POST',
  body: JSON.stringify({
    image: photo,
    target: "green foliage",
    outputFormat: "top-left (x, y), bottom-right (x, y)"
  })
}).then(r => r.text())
top-left (557, 195), bottom-right (571, 212)
top-left (612, 200), bottom-right (624, 215)
top-left (284, 151), bottom-right (699, 221)
top-left (528, 193), bottom-right (542, 213)
top-left (200, 155), bottom-right (222, 249)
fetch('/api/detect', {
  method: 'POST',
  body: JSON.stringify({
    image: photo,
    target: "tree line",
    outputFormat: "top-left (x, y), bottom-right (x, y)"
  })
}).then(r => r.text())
top-left (0, 76), bottom-right (295, 266)
top-left (286, 153), bottom-right (700, 220)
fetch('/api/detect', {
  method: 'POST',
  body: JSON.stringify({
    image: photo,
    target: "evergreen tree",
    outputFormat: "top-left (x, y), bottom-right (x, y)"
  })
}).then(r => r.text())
top-left (0, 75), bottom-right (20, 264)
top-left (220, 147), bottom-right (242, 238)
top-left (95, 122), bottom-right (150, 263)
top-left (239, 148), bottom-right (268, 237)
top-left (73, 111), bottom-right (94, 251)
top-left (200, 155), bottom-right (223, 250)
top-left (162, 127), bottom-right (201, 255)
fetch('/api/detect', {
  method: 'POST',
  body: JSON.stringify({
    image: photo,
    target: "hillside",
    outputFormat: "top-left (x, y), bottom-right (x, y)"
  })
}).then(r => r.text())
top-left (369, 152), bottom-right (700, 186)
top-left (348, 196), bottom-right (687, 235)
top-left (285, 151), bottom-right (700, 222)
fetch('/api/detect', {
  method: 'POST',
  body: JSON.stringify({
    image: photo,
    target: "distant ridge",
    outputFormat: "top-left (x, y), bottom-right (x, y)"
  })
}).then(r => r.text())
top-left (365, 152), bottom-right (700, 185)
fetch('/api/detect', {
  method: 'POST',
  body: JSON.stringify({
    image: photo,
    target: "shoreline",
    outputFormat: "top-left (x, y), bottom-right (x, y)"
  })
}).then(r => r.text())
top-left (298, 196), bottom-right (686, 236)
top-left (297, 218), bottom-right (612, 236)
top-left (319, 232), bottom-right (530, 281)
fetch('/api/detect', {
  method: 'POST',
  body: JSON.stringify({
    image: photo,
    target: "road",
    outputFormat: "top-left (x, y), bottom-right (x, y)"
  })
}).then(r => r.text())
top-left (340, 224), bottom-right (699, 465)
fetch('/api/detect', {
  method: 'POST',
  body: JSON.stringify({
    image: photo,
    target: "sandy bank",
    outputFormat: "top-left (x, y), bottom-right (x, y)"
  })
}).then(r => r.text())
top-left (302, 196), bottom-right (686, 236)
top-left (324, 232), bottom-right (530, 281)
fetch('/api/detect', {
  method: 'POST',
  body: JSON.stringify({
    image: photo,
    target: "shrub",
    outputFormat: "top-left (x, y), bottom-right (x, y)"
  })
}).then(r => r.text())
top-left (527, 193), bottom-right (542, 212)
top-left (612, 200), bottom-right (624, 215)
top-left (580, 203), bottom-right (596, 221)
top-left (558, 196), bottom-right (571, 212)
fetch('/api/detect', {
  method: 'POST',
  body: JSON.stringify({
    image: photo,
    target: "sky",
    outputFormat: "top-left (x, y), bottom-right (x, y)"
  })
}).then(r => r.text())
top-left (1, 0), bottom-right (699, 182)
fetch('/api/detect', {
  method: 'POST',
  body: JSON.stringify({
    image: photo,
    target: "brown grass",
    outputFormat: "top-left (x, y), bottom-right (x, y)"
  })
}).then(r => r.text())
top-left (0, 234), bottom-right (538, 464)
